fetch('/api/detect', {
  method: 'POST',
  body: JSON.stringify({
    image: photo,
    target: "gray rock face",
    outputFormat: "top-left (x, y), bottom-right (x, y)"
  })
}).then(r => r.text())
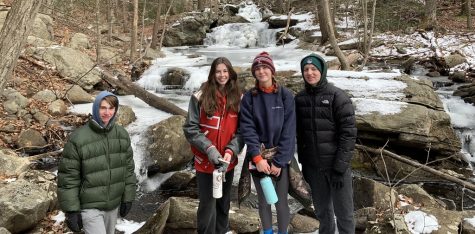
top-left (48, 99), bottom-right (67, 116)
top-left (116, 105), bottom-right (136, 127)
top-left (0, 180), bottom-right (51, 233)
top-left (353, 177), bottom-right (397, 210)
top-left (2, 89), bottom-right (28, 115)
top-left (33, 89), bottom-right (57, 103)
top-left (0, 149), bottom-right (30, 177)
top-left (161, 68), bottom-right (190, 88)
top-left (32, 46), bottom-right (101, 90)
top-left (278, 73), bottom-right (460, 158)
top-left (0, 227), bottom-right (11, 234)
top-left (17, 128), bottom-right (47, 148)
top-left (146, 116), bottom-right (193, 173)
top-left (163, 12), bottom-right (213, 47)
top-left (290, 213), bottom-right (319, 233)
top-left (144, 197), bottom-right (259, 233)
top-left (0, 12), bottom-right (53, 40)
top-left (445, 53), bottom-right (466, 68)
top-left (68, 33), bottom-right (91, 50)
top-left (396, 184), bottom-right (443, 209)
top-left (64, 85), bottom-right (93, 104)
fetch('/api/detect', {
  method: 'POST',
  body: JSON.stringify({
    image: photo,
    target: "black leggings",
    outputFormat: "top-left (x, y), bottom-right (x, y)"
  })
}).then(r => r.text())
top-left (196, 169), bottom-right (234, 234)
top-left (252, 166), bottom-right (290, 232)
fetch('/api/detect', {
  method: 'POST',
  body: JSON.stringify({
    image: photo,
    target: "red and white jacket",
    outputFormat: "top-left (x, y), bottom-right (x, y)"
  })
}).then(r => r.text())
top-left (183, 90), bottom-right (243, 173)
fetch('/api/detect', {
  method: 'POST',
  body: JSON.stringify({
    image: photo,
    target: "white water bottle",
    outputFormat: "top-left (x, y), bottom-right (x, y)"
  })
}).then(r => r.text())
top-left (212, 169), bottom-right (223, 198)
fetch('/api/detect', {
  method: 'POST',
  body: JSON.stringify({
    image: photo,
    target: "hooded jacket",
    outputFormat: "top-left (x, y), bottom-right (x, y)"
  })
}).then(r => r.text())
top-left (183, 90), bottom-right (243, 173)
top-left (295, 54), bottom-right (357, 173)
top-left (58, 91), bottom-right (137, 212)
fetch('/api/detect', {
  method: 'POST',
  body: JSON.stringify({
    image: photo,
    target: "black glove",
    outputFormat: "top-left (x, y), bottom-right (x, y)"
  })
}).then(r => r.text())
top-left (206, 146), bottom-right (222, 165)
top-left (331, 170), bottom-right (345, 190)
top-left (65, 212), bottom-right (83, 232)
top-left (120, 202), bottom-right (132, 217)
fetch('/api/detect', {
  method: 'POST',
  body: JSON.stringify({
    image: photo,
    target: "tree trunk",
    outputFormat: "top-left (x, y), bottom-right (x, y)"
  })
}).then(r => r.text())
top-left (96, 0), bottom-right (102, 63)
top-left (100, 68), bottom-right (187, 116)
top-left (151, 0), bottom-right (162, 49)
top-left (461, 0), bottom-right (469, 16)
top-left (0, 0), bottom-right (43, 94)
top-left (158, 1), bottom-right (174, 51)
top-left (274, 0), bottom-right (285, 14)
top-left (317, 0), bottom-right (330, 45)
top-left (423, 0), bottom-right (437, 29)
top-left (122, 0), bottom-right (129, 33)
top-left (139, 0), bottom-right (148, 63)
top-left (320, 0), bottom-right (349, 70)
top-left (198, 0), bottom-right (205, 11)
top-left (468, 0), bottom-right (472, 29)
top-left (107, 0), bottom-right (113, 42)
top-left (130, 0), bottom-right (138, 61)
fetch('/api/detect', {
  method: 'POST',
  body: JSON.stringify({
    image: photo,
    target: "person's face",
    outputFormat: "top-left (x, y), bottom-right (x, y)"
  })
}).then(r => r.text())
top-left (254, 65), bottom-right (273, 87)
top-left (214, 63), bottom-right (230, 88)
top-left (303, 64), bottom-right (321, 85)
top-left (99, 100), bottom-right (115, 126)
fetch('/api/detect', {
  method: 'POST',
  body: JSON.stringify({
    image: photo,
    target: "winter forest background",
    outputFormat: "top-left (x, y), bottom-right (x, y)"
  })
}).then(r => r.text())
top-left (0, 0), bottom-right (475, 233)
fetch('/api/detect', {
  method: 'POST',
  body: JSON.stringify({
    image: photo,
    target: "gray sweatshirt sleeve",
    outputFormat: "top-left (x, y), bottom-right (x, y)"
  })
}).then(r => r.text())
top-left (183, 93), bottom-right (213, 154)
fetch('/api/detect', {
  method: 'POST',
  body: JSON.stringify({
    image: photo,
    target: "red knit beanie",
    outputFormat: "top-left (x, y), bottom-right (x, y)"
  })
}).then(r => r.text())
top-left (251, 51), bottom-right (275, 78)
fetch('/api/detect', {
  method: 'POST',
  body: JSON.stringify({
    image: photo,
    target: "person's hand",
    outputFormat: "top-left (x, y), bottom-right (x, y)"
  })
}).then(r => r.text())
top-left (206, 146), bottom-right (222, 165)
top-left (218, 152), bottom-right (232, 173)
top-left (65, 212), bottom-right (83, 232)
top-left (256, 160), bottom-right (270, 174)
top-left (119, 202), bottom-right (132, 217)
top-left (331, 170), bottom-right (344, 190)
top-left (270, 163), bottom-right (281, 177)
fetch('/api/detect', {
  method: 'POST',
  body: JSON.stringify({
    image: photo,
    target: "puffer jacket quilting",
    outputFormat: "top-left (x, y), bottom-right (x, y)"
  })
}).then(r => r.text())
top-left (58, 120), bottom-right (136, 212)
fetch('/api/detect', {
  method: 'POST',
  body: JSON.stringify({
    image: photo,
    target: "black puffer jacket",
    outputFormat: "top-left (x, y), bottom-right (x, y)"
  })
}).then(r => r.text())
top-left (295, 54), bottom-right (357, 173)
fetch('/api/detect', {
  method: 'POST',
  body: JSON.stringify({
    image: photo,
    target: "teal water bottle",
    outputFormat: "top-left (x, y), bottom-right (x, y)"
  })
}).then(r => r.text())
top-left (260, 176), bottom-right (278, 204)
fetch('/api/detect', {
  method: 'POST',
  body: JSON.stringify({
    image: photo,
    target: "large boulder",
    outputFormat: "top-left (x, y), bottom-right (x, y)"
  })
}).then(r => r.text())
top-left (0, 180), bottom-right (52, 233)
top-left (17, 128), bottom-right (47, 148)
top-left (32, 46), bottom-right (102, 90)
top-left (0, 149), bottom-right (30, 177)
top-left (137, 197), bottom-right (260, 233)
top-left (146, 116), bottom-right (193, 173)
top-left (163, 12), bottom-right (213, 46)
top-left (0, 12), bottom-right (53, 40)
top-left (353, 177), bottom-right (397, 211)
top-left (335, 74), bottom-right (460, 156)
top-left (116, 105), bottom-right (136, 127)
top-left (278, 73), bottom-right (461, 158)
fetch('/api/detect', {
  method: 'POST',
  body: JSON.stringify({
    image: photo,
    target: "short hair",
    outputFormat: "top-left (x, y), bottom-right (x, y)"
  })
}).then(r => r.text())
top-left (102, 95), bottom-right (118, 108)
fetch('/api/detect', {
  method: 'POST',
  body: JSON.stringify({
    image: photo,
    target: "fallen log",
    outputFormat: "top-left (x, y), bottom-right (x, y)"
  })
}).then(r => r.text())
top-left (99, 68), bottom-right (187, 116)
top-left (356, 144), bottom-right (475, 191)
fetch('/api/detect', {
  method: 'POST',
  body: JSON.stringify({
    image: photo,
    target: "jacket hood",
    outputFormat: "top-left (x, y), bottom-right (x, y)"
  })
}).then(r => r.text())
top-left (300, 53), bottom-right (328, 91)
top-left (92, 91), bottom-right (118, 128)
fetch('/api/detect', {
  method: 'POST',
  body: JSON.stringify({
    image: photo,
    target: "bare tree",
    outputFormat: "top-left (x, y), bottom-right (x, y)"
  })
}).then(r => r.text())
top-left (198, 0), bottom-right (205, 11)
top-left (320, 0), bottom-right (349, 70)
top-left (96, 0), bottom-right (102, 63)
top-left (130, 0), bottom-right (138, 61)
top-left (422, 0), bottom-right (437, 29)
top-left (0, 0), bottom-right (44, 93)
top-left (468, 0), bottom-right (472, 29)
top-left (122, 0), bottom-right (129, 33)
top-left (317, 0), bottom-right (330, 45)
top-left (151, 0), bottom-right (162, 49)
top-left (275, 0), bottom-right (285, 14)
top-left (107, 0), bottom-right (114, 42)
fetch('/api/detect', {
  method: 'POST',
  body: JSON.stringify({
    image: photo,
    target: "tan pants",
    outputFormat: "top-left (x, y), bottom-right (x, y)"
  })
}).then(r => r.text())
top-left (81, 207), bottom-right (119, 234)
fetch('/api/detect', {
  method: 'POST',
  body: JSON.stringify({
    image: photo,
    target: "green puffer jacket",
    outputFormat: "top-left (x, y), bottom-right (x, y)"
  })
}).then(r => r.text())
top-left (57, 120), bottom-right (137, 212)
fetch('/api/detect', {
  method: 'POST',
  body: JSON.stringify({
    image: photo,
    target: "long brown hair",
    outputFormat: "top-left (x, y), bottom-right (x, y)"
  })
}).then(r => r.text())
top-left (200, 57), bottom-right (241, 116)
